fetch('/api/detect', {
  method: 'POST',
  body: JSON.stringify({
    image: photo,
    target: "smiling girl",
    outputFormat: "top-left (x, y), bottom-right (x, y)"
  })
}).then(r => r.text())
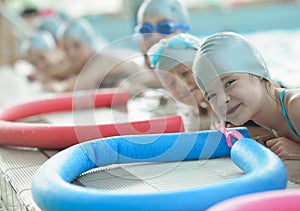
top-left (193, 31), bottom-right (300, 160)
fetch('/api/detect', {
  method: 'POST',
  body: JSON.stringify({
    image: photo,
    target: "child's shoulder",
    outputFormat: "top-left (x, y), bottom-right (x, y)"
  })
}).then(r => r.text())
top-left (283, 89), bottom-right (300, 137)
top-left (285, 88), bottom-right (300, 99)
top-left (284, 88), bottom-right (300, 111)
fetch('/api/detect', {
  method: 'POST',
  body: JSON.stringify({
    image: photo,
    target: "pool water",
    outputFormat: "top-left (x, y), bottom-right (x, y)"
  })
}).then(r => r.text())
top-left (244, 29), bottom-right (300, 88)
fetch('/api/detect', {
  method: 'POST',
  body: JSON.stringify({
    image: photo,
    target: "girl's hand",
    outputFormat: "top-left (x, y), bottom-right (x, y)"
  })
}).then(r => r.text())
top-left (255, 133), bottom-right (276, 146)
top-left (265, 137), bottom-right (300, 160)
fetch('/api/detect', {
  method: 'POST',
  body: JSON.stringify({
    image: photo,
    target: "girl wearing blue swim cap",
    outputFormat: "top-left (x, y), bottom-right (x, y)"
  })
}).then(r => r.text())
top-left (193, 32), bottom-right (300, 160)
top-left (147, 33), bottom-right (225, 130)
top-left (136, 0), bottom-right (190, 69)
top-left (148, 34), bottom-right (204, 109)
top-left (22, 31), bottom-right (73, 85)
top-left (57, 19), bottom-right (105, 73)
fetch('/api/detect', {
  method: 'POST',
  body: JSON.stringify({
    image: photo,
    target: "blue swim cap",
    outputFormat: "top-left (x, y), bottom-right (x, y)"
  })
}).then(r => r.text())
top-left (147, 33), bottom-right (200, 72)
top-left (58, 11), bottom-right (70, 22)
top-left (137, 0), bottom-right (190, 25)
top-left (58, 19), bottom-right (106, 52)
top-left (21, 31), bottom-right (56, 55)
top-left (193, 32), bottom-right (271, 91)
top-left (38, 16), bottom-right (62, 38)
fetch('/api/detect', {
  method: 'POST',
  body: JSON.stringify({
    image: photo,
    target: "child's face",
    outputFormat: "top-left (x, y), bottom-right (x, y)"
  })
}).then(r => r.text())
top-left (204, 73), bottom-right (263, 125)
top-left (63, 37), bottom-right (94, 67)
top-left (162, 62), bottom-right (204, 107)
top-left (28, 48), bottom-right (57, 73)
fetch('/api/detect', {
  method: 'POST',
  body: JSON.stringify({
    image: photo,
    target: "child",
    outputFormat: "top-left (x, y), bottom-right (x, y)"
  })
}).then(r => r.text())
top-left (133, 0), bottom-right (191, 91)
top-left (147, 33), bottom-right (215, 131)
top-left (147, 33), bottom-right (201, 106)
top-left (193, 31), bottom-right (300, 160)
top-left (57, 19), bottom-right (107, 77)
top-left (22, 31), bottom-right (72, 85)
top-left (136, 0), bottom-right (190, 69)
top-left (147, 33), bottom-right (272, 134)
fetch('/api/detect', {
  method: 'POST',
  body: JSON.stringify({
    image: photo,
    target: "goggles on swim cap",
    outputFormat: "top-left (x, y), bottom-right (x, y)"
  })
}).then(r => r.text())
top-left (148, 33), bottom-right (199, 70)
top-left (135, 20), bottom-right (190, 35)
top-left (193, 32), bottom-right (271, 91)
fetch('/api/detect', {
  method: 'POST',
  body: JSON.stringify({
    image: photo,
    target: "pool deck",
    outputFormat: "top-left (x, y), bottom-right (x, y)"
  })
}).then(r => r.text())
top-left (0, 65), bottom-right (299, 210)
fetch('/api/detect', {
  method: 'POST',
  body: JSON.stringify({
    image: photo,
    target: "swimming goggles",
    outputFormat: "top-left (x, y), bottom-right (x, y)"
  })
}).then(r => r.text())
top-left (150, 35), bottom-right (198, 69)
top-left (135, 20), bottom-right (190, 35)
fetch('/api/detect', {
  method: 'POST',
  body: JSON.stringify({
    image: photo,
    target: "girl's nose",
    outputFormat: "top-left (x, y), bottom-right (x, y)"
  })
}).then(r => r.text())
top-left (67, 49), bottom-right (77, 61)
top-left (217, 93), bottom-right (230, 107)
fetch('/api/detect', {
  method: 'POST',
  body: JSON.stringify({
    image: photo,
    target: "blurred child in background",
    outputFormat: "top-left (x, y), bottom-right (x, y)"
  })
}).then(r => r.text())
top-left (50, 18), bottom-right (148, 95)
top-left (136, 0), bottom-right (190, 69)
top-left (21, 31), bottom-right (72, 87)
top-left (130, 0), bottom-right (195, 111)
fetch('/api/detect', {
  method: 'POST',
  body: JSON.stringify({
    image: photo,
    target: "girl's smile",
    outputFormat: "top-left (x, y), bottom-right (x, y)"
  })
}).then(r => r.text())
top-left (205, 73), bottom-right (263, 125)
top-left (226, 103), bottom-right (241, 116)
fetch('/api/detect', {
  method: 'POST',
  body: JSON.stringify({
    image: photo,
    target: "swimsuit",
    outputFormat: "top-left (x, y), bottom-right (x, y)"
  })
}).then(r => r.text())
top-left (280, 89), bottom-right (300, 139)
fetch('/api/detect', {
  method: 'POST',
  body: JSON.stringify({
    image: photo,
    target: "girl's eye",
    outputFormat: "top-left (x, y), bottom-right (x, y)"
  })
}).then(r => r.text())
top-left (181, 71), bottom-right (189, 77)
top-left (64, 46), bottom-right (69, 53)
top-left (38, 55), bottom-right (45, 61)
top-left (168, 79), bottom-right (175, 88)
top-left (206, 93), bottom-right (216, 101)
top-left (224, 79), bottom-right (235, 88)
top-left (164, 76), bottom-right (175, 88)
top-left (74, 42), bottom-right (81, 49)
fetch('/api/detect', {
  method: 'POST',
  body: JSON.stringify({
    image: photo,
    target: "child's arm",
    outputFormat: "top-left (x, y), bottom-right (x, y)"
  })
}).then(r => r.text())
top-left (45, 61), bottom-right (75, 80)
top-left (265, 137), bottom-right (300, 160)
top-left (264, 91), bottom-right (300, 160)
